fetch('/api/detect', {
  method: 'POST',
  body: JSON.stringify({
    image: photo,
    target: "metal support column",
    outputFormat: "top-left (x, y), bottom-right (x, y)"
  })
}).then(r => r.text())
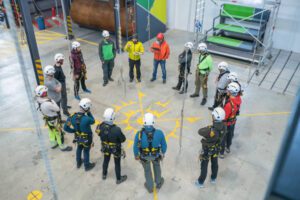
top-left (18, 0), bottom-right (44, 85)
top-left (61, 0), bottom-right (74, 40)
top-left (113, 0), bottom-right (122, 52)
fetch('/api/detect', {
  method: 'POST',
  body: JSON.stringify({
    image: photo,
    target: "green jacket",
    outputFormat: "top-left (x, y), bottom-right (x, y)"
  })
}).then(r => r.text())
top-left (198, 53), bottom-right (213, 75)
top-left (99, 39), bottom-right (116, 62)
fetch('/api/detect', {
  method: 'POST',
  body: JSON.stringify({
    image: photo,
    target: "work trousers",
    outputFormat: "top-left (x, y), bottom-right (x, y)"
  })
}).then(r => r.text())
top-left (60, 82), bottom-right (68, 112)
top-left (175, 65), bottom-right (189, 92)
top-left (102, 59), bottom-right (115, 83)
top-left (152, 60), bottom-right (166, 80)
top-left (212, 89), bottom-right (226, 108)
top-left (198, 155), bottom-right (218, 184)
top-left (102, 153), bottom-right (121, 180)
top-left (141, 158), bottom-right (162, 191)
top-left (129, 59), bottom-right (141, 80)
top-left (76, 144), bottom-right (91, 168)
top-left (74, 73), bottom-right (87, 97)
top-left (220, 123), bottom-right (236, 154)
top-left (194, 68), bottom-right (208, 98)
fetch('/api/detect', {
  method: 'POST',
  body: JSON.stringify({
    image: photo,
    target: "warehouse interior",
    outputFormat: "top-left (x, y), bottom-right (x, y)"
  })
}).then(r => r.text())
top-left (0, 0), bottom-right (299, 200)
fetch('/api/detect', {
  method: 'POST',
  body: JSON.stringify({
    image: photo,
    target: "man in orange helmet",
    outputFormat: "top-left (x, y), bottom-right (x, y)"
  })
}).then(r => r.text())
top-left (150, 33), bottom-right (170, 84)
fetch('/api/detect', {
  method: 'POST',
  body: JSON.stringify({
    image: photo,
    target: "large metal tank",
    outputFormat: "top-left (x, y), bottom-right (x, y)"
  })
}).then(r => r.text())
top-left (70, 0), bottom-right (134, 36)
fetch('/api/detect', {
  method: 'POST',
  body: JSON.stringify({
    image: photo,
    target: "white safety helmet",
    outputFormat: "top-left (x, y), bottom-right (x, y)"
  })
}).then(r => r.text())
top-left (212, 107), bottom-right (225, 121)
top-left (143, 113), bottom-right (155, 126)
top-left (43, 65), bottom-right (55, 76)
top-left (72, 41), bottom-right (80, 49)
top-left (184, 42), bottom-right (193, 49)
top-left (227, 82), bottom-right (240, 96)
top-left (227, 72), bottom-right (238, 82)
top-left (54, 53), bottom-right (64, 62)
top-left (103, 108), bottom-right (116, 122)
top-left (35, 85), bottom-right (48, 97)
top-left (102, 30), bottom-right (110, 38)
top-left (218, 61), bottom-right (228, 71)
top-left (79, 98), bottom-right (92, 111)
top-left (197, 42), bottom-right (207, 51)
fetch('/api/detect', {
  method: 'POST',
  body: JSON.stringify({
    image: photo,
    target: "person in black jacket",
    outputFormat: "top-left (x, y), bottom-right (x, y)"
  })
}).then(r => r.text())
top-left (54, 53), bottom-right (71, 116)
top-left (96, 108), bottom-right (127, 184)
top-left (195, 107), bottom-right (227, 188)
top-left (172, 42), bottom-right (193, 94)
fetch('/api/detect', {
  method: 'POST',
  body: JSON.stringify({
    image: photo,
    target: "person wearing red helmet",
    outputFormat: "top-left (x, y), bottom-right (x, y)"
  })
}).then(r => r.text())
top-left (150, 33), bottom-right (170, 84)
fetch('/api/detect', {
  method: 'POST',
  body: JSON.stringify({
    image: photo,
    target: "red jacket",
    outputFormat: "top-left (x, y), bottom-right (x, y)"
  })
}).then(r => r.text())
top-left (224, 95), bottom-right (242, 126)
top-left (151, 40), bottom-right (170, 61)
top-left (71, 49), bottom-right (84, 75)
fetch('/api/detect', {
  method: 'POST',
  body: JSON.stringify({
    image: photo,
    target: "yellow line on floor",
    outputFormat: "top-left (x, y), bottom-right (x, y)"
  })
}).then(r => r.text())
top-left (77, 38), bottom-right (98, 46)
top-left (240, 111), bottom-right (290, 117)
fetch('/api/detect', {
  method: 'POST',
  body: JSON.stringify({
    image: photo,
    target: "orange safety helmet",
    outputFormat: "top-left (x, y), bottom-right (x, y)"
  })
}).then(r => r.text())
top-left (156, 33), bottom-right (164, 40)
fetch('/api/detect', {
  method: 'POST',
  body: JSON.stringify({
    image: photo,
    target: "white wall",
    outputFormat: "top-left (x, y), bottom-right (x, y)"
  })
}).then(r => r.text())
top-left (167, 0), bottom-right (300, 53)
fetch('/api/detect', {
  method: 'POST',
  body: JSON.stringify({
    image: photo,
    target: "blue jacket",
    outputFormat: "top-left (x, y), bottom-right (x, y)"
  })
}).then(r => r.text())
top-left (64, 112), bottom-right (95, 143)
top-left (133, 127), bottom-right (167, 157)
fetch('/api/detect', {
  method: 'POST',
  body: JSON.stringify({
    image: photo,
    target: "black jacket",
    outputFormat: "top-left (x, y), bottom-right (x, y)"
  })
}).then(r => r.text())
top-left (178, 50), bottom-right (192, 73)
top-left (54, 64), bottom-right (66, 83)
top-left (96, 122), bottom-right (126, 145)
top-left (198, 121), bottom-right (226, 149)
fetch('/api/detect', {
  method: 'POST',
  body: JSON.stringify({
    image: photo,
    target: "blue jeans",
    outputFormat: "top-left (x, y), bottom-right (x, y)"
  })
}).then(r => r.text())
top-left (152, 60), bottom-right (166, 80)
top-left (76, 144), bottom-right (91, 167)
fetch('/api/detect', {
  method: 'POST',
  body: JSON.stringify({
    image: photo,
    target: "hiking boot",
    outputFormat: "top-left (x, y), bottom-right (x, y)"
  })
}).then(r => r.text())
top-left (83, 89), bottom-right (91, 93)
top-left (60, 145), bottom-right (72, 152)
top-left (150, 78), bottom-right (156, 82)
top-left (103, 82), bottom-right (108, 87)
top-left (195, 180), bottom-right (204, 188)
top-left (156, 177), bottom-right (164, 189)
top-left (109, 78), bottom-right (114, 81)
top-left (201, 98), bottom-right (207, 105)
top-left (144, 183), bottom-right (153, 193)
top-left (50, 141), bottom-right (58, 149)
top-left (190, 94), bottom-right (199, 98)
top-left (179, 90), bottom-right (186, 94)
top-left (102, 174), bottom-right (107, 180)
top-left (85, 163), bottom-right (96, 171)
top-left (163, 80), bottom-right (166, 84)
top-left (225, 147), bottom-right (231, 153)
top-left (172, 86), bottom-right (180, 91)
top-left (77, 160), bottom-right (82, 169)
top-left (116, 175), bottom-right (127, 184)
top-left (67, 105), bottom-right (72, 109)
top-left (74, 95), bottom-right (81, 101)
top-left (208, 107), bottom-right (214, 111)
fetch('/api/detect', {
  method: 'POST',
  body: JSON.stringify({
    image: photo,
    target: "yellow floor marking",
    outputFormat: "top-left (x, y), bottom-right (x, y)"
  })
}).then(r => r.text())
top-left (27, 190), bottom-right (43, 200)
top-left (155, 100), bottom-right (170, 108)
top-left (240, 111), bottom-right (290, 117)
top-left (77, 38), bottom-right (98, 46)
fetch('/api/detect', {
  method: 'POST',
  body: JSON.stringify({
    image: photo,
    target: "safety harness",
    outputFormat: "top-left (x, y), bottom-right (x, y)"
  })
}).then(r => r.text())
top-left (73, 113), bottom-right (89, 147)
top-left (97, 123), bottom-right (121, 157)
top-left (37, 99), bottom-right (59, 129)
top-left (138, 128), bottom-right (160, 158)
top-left (226, 98), bottom-right (240, 123)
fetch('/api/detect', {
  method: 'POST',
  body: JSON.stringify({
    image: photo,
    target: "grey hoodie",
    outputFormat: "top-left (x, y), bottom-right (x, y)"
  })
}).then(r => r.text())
top-left (36, 97), bottom-right (60, 117)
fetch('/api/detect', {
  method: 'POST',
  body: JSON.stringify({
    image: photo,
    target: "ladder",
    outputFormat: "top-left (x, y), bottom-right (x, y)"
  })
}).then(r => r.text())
top-left (194, 0), bottom-right (206, 44)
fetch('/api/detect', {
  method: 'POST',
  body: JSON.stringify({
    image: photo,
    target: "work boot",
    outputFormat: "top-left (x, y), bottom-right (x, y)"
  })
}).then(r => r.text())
top-left (137, 79), bottom-right (141, 82)
top-left (60, 145), bottom-right (72, 152)
top-left (210, 178), bottom-right (217, 184)
top-left (144, 183), bottom-right (153, 193)
top-left (179, 90), bottom-right (186, 94)
top-left (156, 177), bottom-right (164, 189)
top-left (190, 94), bottom-right (199, 98)
top-left (116, 175), bottom-right (127, 184)
top-left (77, 160), bottom-right (82, 169)
top-left (83, 89), bottom-right (91, 93)
top-left (130, 79), bottom-right (133, 83)
top-left (201, 98), bottom-right (207, 105)
top-left (67, 105), bottom-right (72, 109)
top-left (172, 86), bottom-right (180, 91)
top-left (75, 95), bottom-right (81, 101)
top-left (208, 107), bottom-right (214, 111)
top-left (103, 82), bottom-right (108, 87)
top-left (109, 77), bottom-right (114, 82)
top-left (225, 147), bottom-right (231, 153)
top-left (102, 174), bottom-right (107, 180)
top-left (85, 163), bottom-right (96, 171)
top-left (50, 141), bottom-right (58, 149)
top-left (150, 78), bottom-right (156, 82)
top-left (163, 80), bottom-right (166, 84)
top-left (195, 180), bottom-right (204, 188)
top-left (63, 110), bottom-right (70, 116)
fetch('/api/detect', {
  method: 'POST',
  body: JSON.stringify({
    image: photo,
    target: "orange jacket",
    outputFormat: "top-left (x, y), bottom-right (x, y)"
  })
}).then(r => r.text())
top-left (151, 41), bottom-right (170, 60)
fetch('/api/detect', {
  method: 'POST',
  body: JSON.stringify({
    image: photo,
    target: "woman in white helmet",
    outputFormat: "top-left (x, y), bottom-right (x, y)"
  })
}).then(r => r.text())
top-left (190, 42), bottom-right (213, 106)
top-left (70, 41), bottom-right (91, 100)
top-left (35, 85), bottom-right (72, 151)
top-left (64, 98), bottom-right (96, 171)
top-left (95, 108), bottom-right (127, 184)
top-left (133, 113), bottom-right (167, 193)
top-left (44, 65), bottom-right (62, 107)
top-left (219, 82), bottom-right (242, 158)
top-left (53, 53), bottom-right (71, 116)
top-left (196, 107), bottom-right (226, 188)
top-left (99, 30), bottom-right (116, 86)
top-left (208, 61), bottom-right (231, 111)
top-left (172, 42), bottom-right (193, 94)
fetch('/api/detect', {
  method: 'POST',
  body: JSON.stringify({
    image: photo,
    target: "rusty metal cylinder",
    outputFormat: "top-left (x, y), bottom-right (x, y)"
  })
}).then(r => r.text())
top-left (70, 0), bottom-right (134, 36)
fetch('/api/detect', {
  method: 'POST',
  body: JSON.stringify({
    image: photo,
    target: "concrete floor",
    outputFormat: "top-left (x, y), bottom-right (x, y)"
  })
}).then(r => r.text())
top-left (0, 25), bottom-right (298, 200)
